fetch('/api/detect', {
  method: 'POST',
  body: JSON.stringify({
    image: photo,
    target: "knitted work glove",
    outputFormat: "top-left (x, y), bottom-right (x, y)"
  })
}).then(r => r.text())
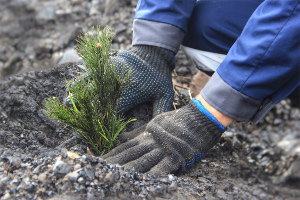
top-left (102, 98), bottom-right (225, 176)
top-left (64, 45), bottom-right (175, 116)
top-left (113, 45), bottom-right (175, 116)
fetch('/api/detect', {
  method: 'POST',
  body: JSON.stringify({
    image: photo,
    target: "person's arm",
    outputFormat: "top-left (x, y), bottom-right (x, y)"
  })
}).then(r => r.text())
top-left (102, 0), bottom-right (299, 176)
top-left (201, 0), bottom-right (300, 123)
top-left (133, 0), bottom-right (197, 53)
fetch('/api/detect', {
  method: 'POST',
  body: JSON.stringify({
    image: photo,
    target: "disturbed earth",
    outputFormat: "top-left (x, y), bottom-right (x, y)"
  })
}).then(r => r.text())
top-left (1, 0), bottom-right (300, 199)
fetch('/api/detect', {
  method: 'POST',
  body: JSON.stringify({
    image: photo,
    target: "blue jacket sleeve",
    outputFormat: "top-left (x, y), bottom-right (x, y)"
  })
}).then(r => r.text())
top-left (133, 0), bottom-right (196, 53)
top-left (135, 0), bottom-right (196, 31)
top-left (201, 0), bottom-right (300, 123)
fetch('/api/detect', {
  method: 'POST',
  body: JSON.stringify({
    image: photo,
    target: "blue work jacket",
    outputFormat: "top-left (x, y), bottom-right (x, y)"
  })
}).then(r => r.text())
top-left (133, 0), bottom-right (299, 123)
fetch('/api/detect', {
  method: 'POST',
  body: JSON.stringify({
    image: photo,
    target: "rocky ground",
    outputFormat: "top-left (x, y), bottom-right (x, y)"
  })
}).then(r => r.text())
top-left (0, 0), bottom-right (299, 199)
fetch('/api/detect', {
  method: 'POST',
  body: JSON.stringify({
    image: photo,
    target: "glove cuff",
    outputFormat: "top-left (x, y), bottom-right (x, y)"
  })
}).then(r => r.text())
top-left (192, 98), bottom-right (226, 132)
top-left (129, 45), bottom-right (176, 78)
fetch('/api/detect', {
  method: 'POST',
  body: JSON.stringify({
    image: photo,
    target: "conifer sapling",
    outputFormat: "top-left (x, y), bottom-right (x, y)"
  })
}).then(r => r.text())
top-left (44, 26), bottom-right (135, 154)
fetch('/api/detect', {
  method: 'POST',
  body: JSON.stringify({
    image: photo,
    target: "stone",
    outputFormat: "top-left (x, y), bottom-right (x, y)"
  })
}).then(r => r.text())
top-left (65, 172), bottom-right (79, 182)
top-left (53, 160), bottom-right (71, 176)
top-left (104, 172), bottom-right (119, 186)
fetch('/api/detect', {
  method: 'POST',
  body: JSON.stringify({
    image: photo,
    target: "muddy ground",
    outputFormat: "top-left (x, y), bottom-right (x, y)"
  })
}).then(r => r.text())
top-left (0, 0), bottom-right (299, 199)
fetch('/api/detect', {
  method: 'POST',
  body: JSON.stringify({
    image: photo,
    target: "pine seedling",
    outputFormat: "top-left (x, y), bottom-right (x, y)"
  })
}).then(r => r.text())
top-left (44, 26), bottom-right (135, 154)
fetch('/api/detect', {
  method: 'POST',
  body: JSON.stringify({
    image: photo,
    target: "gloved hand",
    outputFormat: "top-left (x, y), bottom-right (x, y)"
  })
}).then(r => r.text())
top-left (102, 98), bottom-right (225, 176)
top-left (112, 45), bottom-right (175, 116)
top-left (64, 45), bottom-right (175, 116)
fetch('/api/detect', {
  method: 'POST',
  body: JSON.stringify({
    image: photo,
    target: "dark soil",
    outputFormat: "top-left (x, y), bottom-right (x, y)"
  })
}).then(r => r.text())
top-left (0, 63), bottom-right (299, 199)
top-left (0, 0), bottom-right (299, 199)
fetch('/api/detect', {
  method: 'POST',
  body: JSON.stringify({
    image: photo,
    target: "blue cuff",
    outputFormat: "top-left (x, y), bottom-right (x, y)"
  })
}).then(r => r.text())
top-left (192, 98), bottom-right (225, 132)
top-left (185, 152), bottom-right (205, 168)
top-left (168, 50), bottom-right (176, 60)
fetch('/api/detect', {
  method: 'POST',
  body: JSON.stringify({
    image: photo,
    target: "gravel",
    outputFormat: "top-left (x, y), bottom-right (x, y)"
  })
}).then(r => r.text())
top-left (0, 0), bottom-right (299, 199)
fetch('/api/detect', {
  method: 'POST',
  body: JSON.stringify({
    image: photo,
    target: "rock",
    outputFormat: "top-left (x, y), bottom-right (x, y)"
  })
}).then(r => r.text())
top-left (32, 164), bottom-right (44, 174)
top-left (53, 160), bottom-right (71, 176)
top-left (272, 159), bottom-right (300, 184)
top-left (273, 118), bottom-right (283, 125)
top-left (1, 193), bottom-right (11, 200)
top-left (38, 173), bottom-right (47, 183)
top-left (90, 0), bottom-right (105, 16)
top-left (77, 177), bottom-right (85, 183)
top-left (104, 0), bottom-right (130, 15)
top-left (36, 2), bottom-right (57, 21)
top-left (2, 53), bottom-right (21, 77)
top-left (58, 48), bottom-right (81, 65)
top-left (277, 135), bottom-right (300, 156)
top-left (167, 182), bottom-right (177, 193)
top-left (168, 174), bottom-right (176, 182)
top-left (217, 189), bottom-right (227, 198)
top-left (83, 165), bottom-right (95, 180)
top-left (65, 172), bottom-right (80, 182)
top-left (224, 131), bottom-right (234, 138)
top-left (5, 157), bottom-right (21, 173)
top-left (104, 172), bottom-right (119, 186)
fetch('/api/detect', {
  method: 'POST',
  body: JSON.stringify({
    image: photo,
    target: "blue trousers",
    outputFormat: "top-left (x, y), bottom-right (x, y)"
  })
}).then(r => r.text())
top-left (182, 0), bottom-right (263, 54)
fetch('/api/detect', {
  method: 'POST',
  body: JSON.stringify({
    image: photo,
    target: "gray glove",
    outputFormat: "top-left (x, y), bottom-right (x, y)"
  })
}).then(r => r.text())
top-left (65, 45), bottom-right (175, 116)
top-left (113, 45), bottom-right (175, 116)
top-left (102, 98), bottom-right (225, 176)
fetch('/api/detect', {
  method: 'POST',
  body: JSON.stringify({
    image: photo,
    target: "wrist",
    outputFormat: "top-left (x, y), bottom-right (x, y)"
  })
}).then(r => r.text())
top-left (192, 98), bottom-right (225, 132)
top-left (195, 94), bottom-right (234, 127)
